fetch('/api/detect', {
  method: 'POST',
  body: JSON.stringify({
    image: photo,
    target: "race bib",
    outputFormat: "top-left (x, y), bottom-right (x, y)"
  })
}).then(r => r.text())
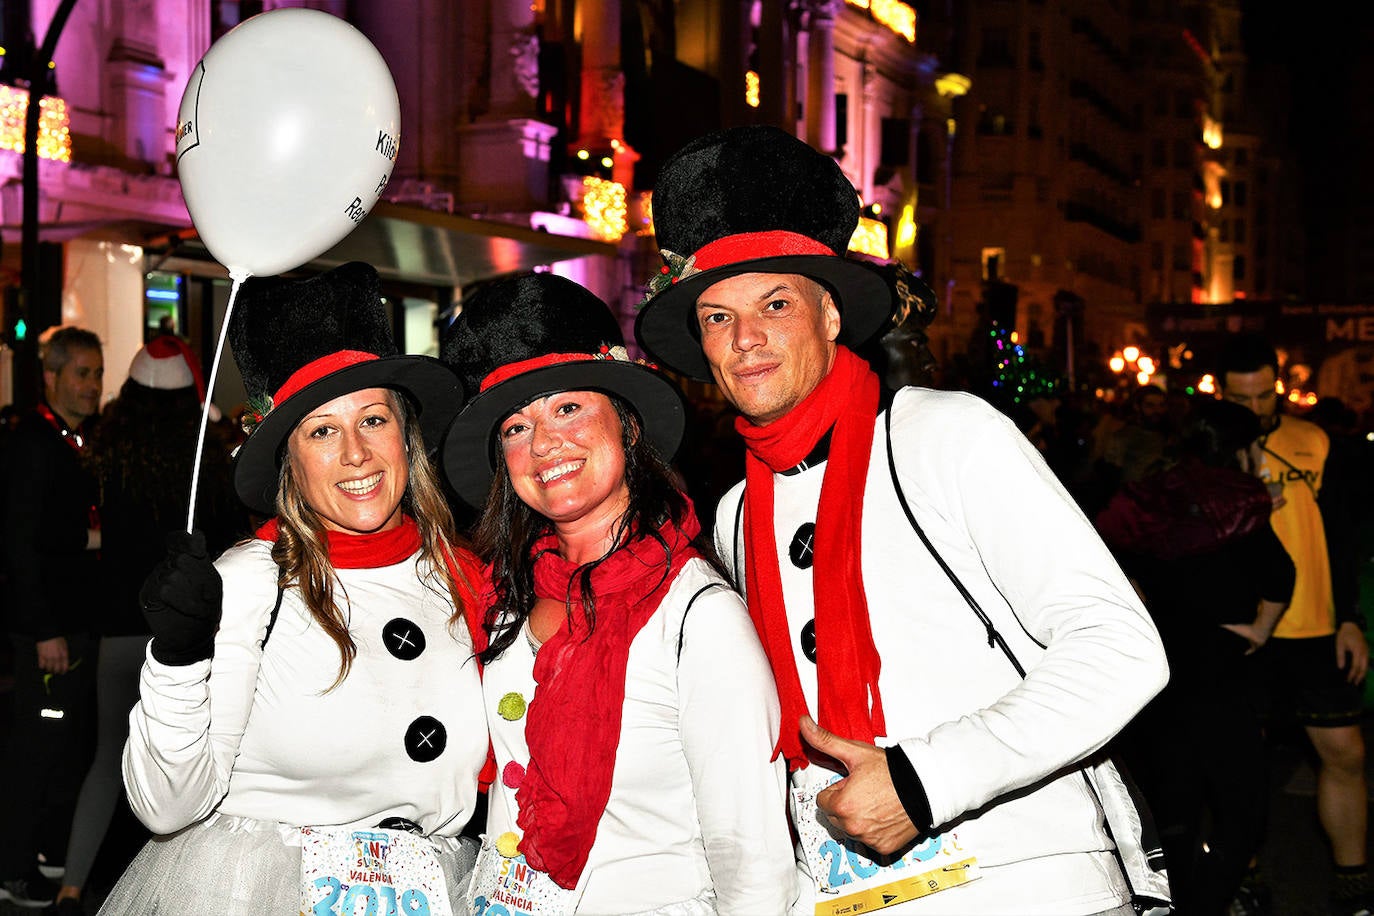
top-left (792, 771), bottom-right (980, 915)
top-left (467, 833), bottom-right (579, 916)
top-left (300, 826), bottom-right (454, 916)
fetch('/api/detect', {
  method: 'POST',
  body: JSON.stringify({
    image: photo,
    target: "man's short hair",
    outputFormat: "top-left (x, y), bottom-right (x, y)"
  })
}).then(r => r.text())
top-left (39, 326), bottom-right (102, 373)
top-left (1216, 332), bottom-right (1278, 382)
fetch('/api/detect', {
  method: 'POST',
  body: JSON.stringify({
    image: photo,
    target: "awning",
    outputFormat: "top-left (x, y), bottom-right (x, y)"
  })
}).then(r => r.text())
top-left (141, 200), bottom-right (618, 288)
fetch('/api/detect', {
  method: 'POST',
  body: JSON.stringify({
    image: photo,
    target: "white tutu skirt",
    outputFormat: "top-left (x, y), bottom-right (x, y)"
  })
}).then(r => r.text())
top-left (97, 814), bottom-right (478, 916)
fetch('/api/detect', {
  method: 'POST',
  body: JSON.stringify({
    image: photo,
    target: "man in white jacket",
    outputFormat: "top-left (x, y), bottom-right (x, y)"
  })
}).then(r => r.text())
top-left (635, 124), bottom-right (1171, 916)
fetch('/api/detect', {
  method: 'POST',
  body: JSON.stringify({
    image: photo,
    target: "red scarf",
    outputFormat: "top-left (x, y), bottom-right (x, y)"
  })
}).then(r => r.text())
top-left (517, 511), bottom-right (700, 888)
top-left (735, 345), bottom-right (884, 771)
top-left (254, 515), bottom-right (421, 568)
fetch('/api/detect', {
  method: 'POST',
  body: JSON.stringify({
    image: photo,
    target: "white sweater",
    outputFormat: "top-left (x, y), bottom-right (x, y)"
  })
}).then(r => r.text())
top-left (123, 539), bottom-right (488, 838)
top-left (477, 557), bottom-right (797, 914)
top-left (715, 387), bottom-right (1169, 915)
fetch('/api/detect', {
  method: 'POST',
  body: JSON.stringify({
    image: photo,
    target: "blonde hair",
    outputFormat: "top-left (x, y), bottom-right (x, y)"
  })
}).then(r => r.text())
top-left (271, 389), bottom-right (475, 690)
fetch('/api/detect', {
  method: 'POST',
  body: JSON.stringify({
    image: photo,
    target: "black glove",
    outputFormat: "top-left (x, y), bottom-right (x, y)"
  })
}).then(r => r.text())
top-left (140, 530), bottom-right (223, 666)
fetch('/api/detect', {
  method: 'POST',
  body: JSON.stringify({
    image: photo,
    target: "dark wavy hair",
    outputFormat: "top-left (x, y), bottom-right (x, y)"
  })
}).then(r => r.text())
top-left (1176, 397), bottom-right (1262, 470)
top-left (472, 393), bottom-right (691, 664)
top-left (86, 379), bottom-right (213, 529)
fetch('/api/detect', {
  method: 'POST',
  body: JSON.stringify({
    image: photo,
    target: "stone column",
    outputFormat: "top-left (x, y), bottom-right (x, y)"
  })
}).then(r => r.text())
top-left (106, 0), bottom-right (173, 167)
top-left (488, 0), bottom-right (540, 120)
top-left (453, 0), bottom-right (558, 212)
top-left (802, 0), bottom-right (839, 154)
top-left (576, 0), bottom-right (637, 187)
top-left (757, 0), bottom-right (789, 128)
top-left (861, 62), bottom-right (880, 201)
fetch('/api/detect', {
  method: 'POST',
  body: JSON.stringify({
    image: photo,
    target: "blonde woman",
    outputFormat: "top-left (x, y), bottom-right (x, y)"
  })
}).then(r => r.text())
top-left (101, 263), bottom-right (487, 916)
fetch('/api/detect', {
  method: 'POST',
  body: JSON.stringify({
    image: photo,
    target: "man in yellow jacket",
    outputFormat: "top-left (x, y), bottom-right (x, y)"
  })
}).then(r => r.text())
top-left (1221, 332), bottom-right (1370, 916)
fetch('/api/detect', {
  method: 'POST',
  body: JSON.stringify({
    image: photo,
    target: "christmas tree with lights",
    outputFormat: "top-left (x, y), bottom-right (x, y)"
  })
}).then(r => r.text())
top-left (987, 324), bottom-right (1060, 407)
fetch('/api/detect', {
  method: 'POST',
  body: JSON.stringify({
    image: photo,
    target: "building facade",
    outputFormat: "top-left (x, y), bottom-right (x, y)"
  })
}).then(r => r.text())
top-left (0, 0), bottom-right (1292, 413)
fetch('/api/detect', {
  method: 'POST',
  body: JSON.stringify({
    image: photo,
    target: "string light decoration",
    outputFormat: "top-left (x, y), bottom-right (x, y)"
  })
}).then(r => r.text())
top-left (0, 86), bottom-right (72, 162)
top-left (988, 326), bottom-right (1059, 405)
top-left (844, 0), bottom-right (916, 43)
top-left (581, 176), bottom-right (627, 242)
top-left (847, 215), bottom-right (889, 259)
top-left (745, 70), bottom-right (760, 109)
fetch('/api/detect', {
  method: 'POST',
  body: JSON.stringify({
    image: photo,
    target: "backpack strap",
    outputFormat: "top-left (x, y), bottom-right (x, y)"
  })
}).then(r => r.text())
top-left (259, 571), bottom-right (287, 650)
top-left (883, 404), bottom-right (1024, 676)
top-left (677, 581), bottom-right (729, 663)
top-left (882, 399), bottom-right (1170, 913)
top-left (730, 491), bottom-right (746, 592)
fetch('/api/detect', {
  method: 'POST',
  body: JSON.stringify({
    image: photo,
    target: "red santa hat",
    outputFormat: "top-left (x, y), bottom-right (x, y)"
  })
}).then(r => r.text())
top-left (128, 335), bottom-right (206, 397)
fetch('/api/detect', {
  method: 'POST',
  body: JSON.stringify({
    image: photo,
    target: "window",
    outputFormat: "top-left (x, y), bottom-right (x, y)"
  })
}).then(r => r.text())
top-left (1152, 139), bottom-right (1167, 168)
top-left (144, 271), bottom-right (185, 338)
top-left (1151, 187), bottom-right (1166, 219)
top-left (1174, 139), bottom-right (1193, 168)
top-left (916, 130), bottom-right (935, 185)
top-left (978, 109), bottom-right (1014, 136)
top-left (979, 28), bottom-right (1014, 67)
top-left (881, 118), bottom-right (910, 166)
top-left (1151, 242), bottom-right (1163, 269)
top-left (1234, 182), bottom-right (1247, 207)
top-left (1233, 255), bottom-right (1246, 281)
top-left (1172, 243), bottom-right (1191, 270)
top-left (982, 247), bottom-right (1006, 281)
top-left (1173, 191), bottom-right (1190, 220)
top-left (1234, 220), bottom-right (1246, 244)
top-left (1174, 89), bottom-right (1194, 119)
top-left (1235, 148), bottom-right (1248, 166)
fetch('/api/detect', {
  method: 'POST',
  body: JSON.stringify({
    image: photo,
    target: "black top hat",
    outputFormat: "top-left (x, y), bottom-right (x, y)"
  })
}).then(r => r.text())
top-left (635, 125), bottom-right (895, 380)
top-left (440, 272), bottom-right (685, 508)
top-left (230, 261), bottom-right (462, 515)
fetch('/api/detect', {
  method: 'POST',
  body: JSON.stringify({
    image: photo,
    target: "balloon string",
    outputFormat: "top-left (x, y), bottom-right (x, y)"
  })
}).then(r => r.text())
top-left (186, 271), bottom-right (247, 533)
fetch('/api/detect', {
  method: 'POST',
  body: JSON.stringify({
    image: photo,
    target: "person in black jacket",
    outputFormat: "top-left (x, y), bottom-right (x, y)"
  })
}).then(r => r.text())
top-left (0, 326), bottom-right (104, 909)
top-left (1096, 397), bottom-right (1296, 916)
top-left (46, 336), bottom-right (245, 915)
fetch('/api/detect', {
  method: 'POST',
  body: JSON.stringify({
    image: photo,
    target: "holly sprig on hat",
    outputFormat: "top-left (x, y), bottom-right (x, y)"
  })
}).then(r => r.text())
top-left (642, 250), bottom-right (699, 304)
top-left (240, 393), bottom-right (274, 438)
top-left (593, 343), bottom-right (659, 370)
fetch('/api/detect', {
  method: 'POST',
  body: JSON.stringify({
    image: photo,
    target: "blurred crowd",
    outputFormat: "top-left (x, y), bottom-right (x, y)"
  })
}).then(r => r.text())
top-left (3, 314), bottom-right (1373, 915)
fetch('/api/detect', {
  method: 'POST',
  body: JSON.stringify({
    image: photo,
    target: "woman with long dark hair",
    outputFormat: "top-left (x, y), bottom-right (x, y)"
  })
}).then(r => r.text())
top-left (441, 273), bottom-right (795, 913)
top-left (1096, 396), bottom-right (1296, 915)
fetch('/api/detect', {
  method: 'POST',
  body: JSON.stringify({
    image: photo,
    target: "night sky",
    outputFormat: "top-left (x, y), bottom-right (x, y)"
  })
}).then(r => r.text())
top-left (1241, 3), bottom-right (1374, 302)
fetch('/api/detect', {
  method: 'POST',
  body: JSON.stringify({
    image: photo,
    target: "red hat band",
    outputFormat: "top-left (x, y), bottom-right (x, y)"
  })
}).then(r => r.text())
top-left (477, 345), bottom-right (654, 393)
top-left (690, 230), bottom-right (837, 271)
top-left (273, 350), bottom-right (381, 406)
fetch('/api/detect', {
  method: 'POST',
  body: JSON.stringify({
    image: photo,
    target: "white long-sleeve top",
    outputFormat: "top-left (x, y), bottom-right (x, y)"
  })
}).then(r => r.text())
top-left (715, 387), bottom-right (1169, 915)
top-left (123, 538), bottom-right (488, 838)
top-left (477, 557), bottom-right (797, 914)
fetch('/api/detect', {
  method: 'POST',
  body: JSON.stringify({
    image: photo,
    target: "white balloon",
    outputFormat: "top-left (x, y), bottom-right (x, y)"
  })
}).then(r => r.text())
top-left (174, 8), bottom-right (400, 279)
